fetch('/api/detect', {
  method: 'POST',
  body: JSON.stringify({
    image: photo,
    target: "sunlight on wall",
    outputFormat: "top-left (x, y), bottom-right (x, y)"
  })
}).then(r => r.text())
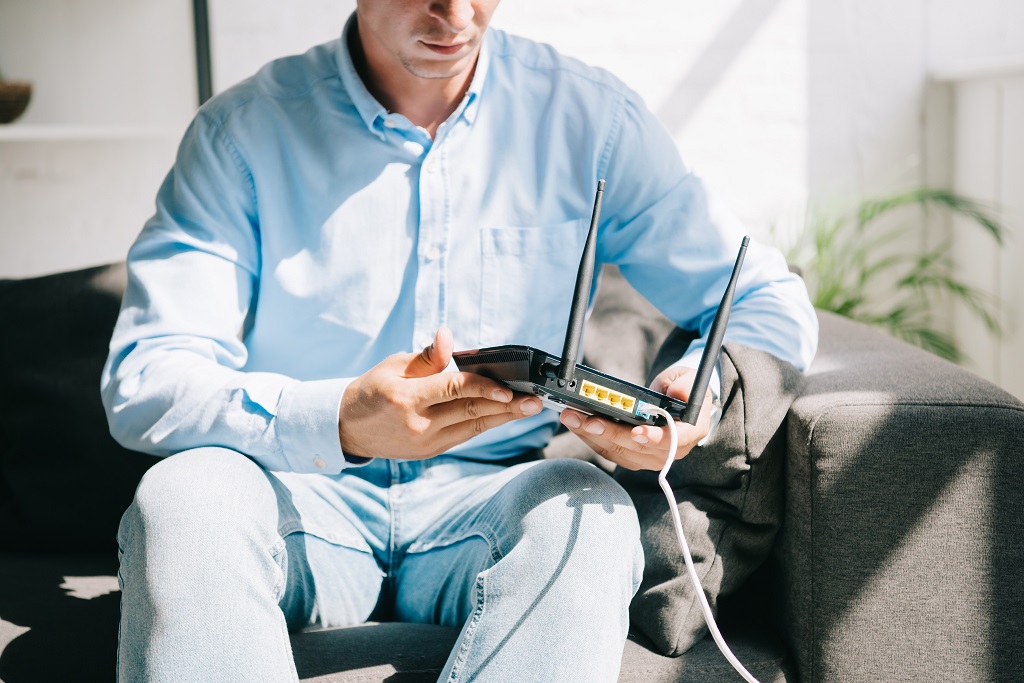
top-left (497, 0), bottom-right (810, 244)
top-left (2, 0), bottom-right (1021, 294)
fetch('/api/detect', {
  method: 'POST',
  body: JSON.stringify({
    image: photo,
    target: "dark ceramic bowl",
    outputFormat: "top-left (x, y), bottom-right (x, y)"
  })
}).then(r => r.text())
top-left (0, 81), bottom-right (33, 124)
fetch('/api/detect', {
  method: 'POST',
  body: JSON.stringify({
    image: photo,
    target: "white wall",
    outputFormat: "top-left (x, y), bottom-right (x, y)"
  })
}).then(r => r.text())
top-left (4, 0), bottom-right (1020, 273)
top-left (937, 67), bottom-right (1024, 398)
top-left (0, 0), bottom-right (196, 278)
top-left (206, 0), bottom-right (1024, 238)
top-left (210, 0), bottom-right (809, 240)
top-left (209, 0), bottom-right (356, 91)
top-left (1, 1), bottom-right (1022, 396)
top-left (0, 0), bottom-right (196, 127)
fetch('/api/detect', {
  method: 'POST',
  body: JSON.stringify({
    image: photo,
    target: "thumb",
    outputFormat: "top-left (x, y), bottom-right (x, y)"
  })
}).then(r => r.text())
top-left (666, 369), bottom-right (714, 417)
top-left (666, 373), bottom-right (700, 402)
top-left (652, 365), bottom-right (697, 399)
top-left (406, 326), bottom-right (454, 377)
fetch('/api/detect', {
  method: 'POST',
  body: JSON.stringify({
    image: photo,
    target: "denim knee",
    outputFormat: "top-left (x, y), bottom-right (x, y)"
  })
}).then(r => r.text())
top-left (514, 459), bottom-right (638, 523)
top-left (502, 459), bottom-right (644, 585)
top-left (115, 449), bottom-right (301, 682)
top-left (118, 447), bottom-right (281, 552)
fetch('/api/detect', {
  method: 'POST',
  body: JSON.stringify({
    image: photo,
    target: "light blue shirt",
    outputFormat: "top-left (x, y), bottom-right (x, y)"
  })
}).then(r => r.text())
top-left (101, 19), bottom-right (818, 474)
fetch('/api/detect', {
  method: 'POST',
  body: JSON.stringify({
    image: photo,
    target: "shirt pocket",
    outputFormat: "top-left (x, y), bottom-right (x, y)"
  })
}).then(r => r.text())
top-left (479, 218), bottom-right (588, 350)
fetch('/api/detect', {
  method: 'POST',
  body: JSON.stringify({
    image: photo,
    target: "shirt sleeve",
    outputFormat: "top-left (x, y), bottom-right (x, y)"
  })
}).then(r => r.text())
top-left (100, 110), bottom-right (359, 474)
top-left (596, 90), bottom-right (819, 379)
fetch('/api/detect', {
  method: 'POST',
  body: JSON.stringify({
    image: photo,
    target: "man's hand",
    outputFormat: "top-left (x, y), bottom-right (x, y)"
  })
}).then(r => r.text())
top-left (558, 366), bottom-right (714, 471)
top-left (339, 326), bottom-right (542, 459)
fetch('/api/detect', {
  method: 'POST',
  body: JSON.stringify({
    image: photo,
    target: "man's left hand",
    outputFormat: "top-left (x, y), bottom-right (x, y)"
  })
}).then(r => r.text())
top-left (558, 366), bottom-right (713, 471)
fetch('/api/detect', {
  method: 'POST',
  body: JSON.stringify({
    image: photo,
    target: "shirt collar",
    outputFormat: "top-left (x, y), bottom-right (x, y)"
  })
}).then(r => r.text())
top-left (335, 13), bottom-right (490, 136)
top-left (336, 14), bottom-right (389, 137)
top-left (461, 31), bottom-right (489, 125)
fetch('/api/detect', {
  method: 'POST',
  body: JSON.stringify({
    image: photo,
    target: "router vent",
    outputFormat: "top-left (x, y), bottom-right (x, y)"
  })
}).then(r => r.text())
top-left (468, 349), bottom-right (530, 365)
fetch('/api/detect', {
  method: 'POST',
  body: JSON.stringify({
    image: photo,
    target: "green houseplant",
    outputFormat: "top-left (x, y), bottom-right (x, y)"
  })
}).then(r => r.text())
top-left (782, 188), bottom-right (1006, 362)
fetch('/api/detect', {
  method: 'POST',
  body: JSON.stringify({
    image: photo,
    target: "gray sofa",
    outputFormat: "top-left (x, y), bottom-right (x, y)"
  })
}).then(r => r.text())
top-left (1, 262), bottom-right (1022, 682)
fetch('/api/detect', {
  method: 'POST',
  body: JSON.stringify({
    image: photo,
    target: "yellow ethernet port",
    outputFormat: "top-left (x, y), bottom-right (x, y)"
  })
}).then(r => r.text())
top-left (579, 380), bottom-right (636, 414)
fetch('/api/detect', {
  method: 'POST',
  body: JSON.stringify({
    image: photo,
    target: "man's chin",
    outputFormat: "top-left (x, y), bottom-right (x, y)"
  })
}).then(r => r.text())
top-left (401, 50), bottom-right (478, 80)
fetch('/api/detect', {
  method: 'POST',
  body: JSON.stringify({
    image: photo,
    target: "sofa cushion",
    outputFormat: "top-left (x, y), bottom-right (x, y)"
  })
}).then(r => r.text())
top-left (779, 311), bottom-right (1024, 683)
top-left (0, 264), bottom-right (158, 552)
top-left (615, 336), bottom-right (804, 656)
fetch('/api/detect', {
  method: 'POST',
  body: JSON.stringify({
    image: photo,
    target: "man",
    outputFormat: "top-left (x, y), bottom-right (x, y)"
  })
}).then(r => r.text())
top-left (102, 1), bottom-right (818, 681)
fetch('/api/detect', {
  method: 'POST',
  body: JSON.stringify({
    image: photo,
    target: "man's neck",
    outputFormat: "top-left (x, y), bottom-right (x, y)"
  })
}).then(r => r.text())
top-left (349, 22), bottom-right (478, 139)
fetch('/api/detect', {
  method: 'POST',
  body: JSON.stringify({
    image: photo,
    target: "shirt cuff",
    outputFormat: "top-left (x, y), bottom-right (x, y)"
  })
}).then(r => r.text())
top-left (276, 377), bottom-right (360, 474)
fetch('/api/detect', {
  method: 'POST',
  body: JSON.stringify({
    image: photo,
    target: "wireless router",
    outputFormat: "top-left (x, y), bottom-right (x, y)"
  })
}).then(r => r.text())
top-left (454, 180), bottom-right (749, 427)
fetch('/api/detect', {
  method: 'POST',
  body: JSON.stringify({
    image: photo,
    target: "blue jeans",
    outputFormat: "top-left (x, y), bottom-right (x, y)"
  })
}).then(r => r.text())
top-left (116, 447), bottom-right (645, 682)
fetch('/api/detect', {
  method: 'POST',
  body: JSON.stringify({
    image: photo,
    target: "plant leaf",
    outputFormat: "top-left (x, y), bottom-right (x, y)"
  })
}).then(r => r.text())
top-left (783, 187), bottom-right (1008, 362)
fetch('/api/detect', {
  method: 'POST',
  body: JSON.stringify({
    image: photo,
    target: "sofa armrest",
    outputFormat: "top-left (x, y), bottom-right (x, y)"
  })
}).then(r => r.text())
top-left (778, 311), bottom-right (1024, 683)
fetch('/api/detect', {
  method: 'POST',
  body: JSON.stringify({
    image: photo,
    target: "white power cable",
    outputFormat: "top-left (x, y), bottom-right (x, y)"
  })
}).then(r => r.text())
top-left (645, 405), bottom-right (762, 683)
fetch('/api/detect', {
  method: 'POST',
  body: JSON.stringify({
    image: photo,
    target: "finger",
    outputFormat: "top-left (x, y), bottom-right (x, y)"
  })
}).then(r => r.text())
top-left (560, 409), bottom-right (656, 468)
top-left (665, 374), bottom-right (714, 432)
top-left (665, 373), bottom-right (714, 405)
top-left (560, 408), bottom-right (668, 450)
top-left (571, 429), bottom-right (649, 471)
top-left (577, 412), bottom-right (662, 454)
top-left (428, 395), bottom-right (542, 429)
top-left (631, 420), bottom-right (706, 453)
top-left (651, 365), bottom-right (696, 396)
top-left (561, 409), bottom-right (704, 470)
top-left (405, 326), bottom-right (455, 378)
top-left (420, 371), bottom-right (515, 406)
top-left (434, 408), bottom-right (537, 451)
top-left (628, 423), bottom-right (667, 449)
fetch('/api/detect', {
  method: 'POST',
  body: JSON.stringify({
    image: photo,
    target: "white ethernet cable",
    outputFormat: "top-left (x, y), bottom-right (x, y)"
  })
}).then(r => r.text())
top-left (645, 404), bottom-right (762, 683)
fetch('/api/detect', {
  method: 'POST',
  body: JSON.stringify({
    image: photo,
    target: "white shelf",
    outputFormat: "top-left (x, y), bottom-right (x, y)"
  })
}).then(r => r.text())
top-left (0, 124), bottom-right (182, 142)
top-left (931, 56), bottom-right (1024, 83)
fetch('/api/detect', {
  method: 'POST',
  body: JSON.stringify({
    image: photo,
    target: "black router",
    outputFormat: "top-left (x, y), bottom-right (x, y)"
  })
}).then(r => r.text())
top-left (454, 180), bottom-right (749, 427)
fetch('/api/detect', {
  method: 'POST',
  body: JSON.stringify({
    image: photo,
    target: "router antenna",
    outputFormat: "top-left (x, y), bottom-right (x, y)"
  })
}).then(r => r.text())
top-left (681, 235), bottom-right (749, 425)
top-left (557, 179), bottom-right (605, 388)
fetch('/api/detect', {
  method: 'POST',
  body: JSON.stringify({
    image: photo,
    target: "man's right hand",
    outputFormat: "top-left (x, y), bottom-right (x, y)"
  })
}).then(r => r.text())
top-left (338, 326), bottom-right (542, 460)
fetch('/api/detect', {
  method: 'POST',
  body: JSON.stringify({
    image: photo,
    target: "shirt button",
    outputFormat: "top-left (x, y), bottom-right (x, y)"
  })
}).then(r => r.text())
top-left (425, 244), bottom-right (441, 261)
top-left (383, 118), bottom-right (397, 129)
top-left (424, 158), bottom-right (439, 174)
top-left (313, 457), bottom-right (327, 470)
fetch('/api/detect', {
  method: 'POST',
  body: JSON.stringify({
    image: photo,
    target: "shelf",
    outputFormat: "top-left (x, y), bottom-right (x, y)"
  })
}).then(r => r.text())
top-left (931, 57), bottom-right (1024, 83)
top-left (0, 124), bottom-right (182, 142)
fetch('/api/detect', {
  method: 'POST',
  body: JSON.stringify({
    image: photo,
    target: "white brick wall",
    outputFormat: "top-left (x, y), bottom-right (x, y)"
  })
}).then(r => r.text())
top-left (2, 0), bottom-right (1022, 278)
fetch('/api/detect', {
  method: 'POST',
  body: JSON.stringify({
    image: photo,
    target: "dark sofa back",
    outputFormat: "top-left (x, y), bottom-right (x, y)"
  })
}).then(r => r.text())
top-left (0, 264), bottom-right (158, 552)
